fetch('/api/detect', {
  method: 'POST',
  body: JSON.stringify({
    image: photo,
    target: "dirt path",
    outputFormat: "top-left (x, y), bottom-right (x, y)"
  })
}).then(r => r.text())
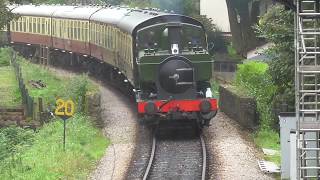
top-left (204, 112), bottom-right (275, 180)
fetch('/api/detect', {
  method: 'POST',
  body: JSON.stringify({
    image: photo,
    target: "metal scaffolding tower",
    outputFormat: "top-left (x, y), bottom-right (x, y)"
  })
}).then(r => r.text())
top-left (296, 0), bottom-right (320, 179)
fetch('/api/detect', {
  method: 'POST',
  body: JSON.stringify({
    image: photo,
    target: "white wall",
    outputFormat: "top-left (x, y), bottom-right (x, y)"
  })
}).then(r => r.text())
top-left (200, 0), bottom-right (230, 33)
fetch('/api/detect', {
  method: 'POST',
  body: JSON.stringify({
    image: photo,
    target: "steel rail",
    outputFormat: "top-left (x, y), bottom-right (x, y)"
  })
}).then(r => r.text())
top-left (200, 135), bottom-right (207, 180)
top-left (142, 134), bottom-right (156, 180)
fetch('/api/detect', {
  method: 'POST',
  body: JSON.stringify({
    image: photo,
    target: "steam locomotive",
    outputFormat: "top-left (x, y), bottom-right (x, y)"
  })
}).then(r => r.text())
top-left (7, 4), bottom-right (218, 127)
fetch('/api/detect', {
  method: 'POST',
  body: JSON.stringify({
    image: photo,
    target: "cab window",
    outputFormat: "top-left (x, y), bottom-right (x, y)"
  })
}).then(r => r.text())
top-left (181, 24), bottom-right (206, 50)
top-left (137, 24), bottom-right (168, 53)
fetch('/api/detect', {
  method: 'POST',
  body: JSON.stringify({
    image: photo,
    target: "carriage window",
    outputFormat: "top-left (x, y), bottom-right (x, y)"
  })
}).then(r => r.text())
top-left (32, 18), bottom-right (36, 33)
top-left (41, 18), bottom-right (45, 34)
top-left (15, 21), bottom-right (18, 31)
top-left (70, 21), bottom-right (73, 39)
top-left (77, 21), bottom-right (81, 40)
top-left (37, 18), bottom-right (40, 34)
top-left (47, 19), bottom-right (50, 35)
top-left (18, 18), bottom-right (22, 32)
top-left (59, 20), bottom-right (62, 37)
top-left (73, 21), bottom-right (76, 40)
top-left (23, 17), bottom-right (26, 32)
top-left (85, 22), bottom-right (88, 41)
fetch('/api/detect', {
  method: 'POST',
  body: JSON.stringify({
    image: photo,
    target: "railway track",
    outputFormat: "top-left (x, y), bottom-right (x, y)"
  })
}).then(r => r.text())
top-left (142, 125), bottom-right (207, 180)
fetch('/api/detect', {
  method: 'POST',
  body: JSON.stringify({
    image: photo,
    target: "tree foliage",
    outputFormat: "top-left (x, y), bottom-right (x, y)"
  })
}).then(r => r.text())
top-left (192, 14), bottom-right (226, 53)
top-left (0, 0), bottom-right (19, 30)
top-left (105, 0), bottom-right (199, 15)
top-left (255, 5), bottom-right (295, 111)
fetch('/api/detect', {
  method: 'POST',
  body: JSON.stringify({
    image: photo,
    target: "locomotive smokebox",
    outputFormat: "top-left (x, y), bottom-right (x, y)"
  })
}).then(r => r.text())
top-left (157, 56), bottom-right (196, 100)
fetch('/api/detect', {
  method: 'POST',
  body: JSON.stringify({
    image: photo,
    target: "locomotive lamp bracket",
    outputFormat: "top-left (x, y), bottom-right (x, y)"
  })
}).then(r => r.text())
top-left (171, 44), bottom-right (179, 54)
top-left (188, 42), bottom-right (192, 51)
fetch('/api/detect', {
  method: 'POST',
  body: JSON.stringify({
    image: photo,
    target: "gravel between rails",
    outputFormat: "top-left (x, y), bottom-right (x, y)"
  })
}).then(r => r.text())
top-left (203, 112), bottom-right (275, 180)
top-left (147, 135), bottom-right (203, 180)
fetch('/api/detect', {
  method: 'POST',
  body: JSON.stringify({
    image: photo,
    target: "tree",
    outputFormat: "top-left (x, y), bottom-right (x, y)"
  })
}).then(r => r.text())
top-left (124, 0), bottom-right (152, 8)
top-left (225, 0), bottom-right (262, 57)
top-left (192, 14), bottom-right (227, 53)
top-left (108, 0), bottom-right (199, 15)
top-left (255, 5), bottom-right (295, 111)
top-left (0, 0), bottom-right (20, 30)
top-left (150, 0), bottom-right (199, 15)
top-left (275, 0), bottom-right (295, 10)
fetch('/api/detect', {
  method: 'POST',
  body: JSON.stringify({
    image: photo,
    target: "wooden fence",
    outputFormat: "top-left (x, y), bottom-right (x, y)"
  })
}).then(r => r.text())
top-left (11, 52), bottom-right (47, 125)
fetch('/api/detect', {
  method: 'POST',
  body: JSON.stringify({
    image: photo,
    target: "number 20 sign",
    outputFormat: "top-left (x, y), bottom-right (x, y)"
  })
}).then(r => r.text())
top-left (54, 99), bottom-right (75, 118)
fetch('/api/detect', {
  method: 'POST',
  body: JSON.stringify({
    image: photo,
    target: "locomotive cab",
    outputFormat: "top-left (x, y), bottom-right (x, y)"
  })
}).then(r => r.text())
top-left (135, 18), bottom-right (218, 127)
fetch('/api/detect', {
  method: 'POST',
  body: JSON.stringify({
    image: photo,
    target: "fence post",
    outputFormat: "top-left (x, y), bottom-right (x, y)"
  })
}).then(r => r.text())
top-left (38, 97), bottom-right (44, 125)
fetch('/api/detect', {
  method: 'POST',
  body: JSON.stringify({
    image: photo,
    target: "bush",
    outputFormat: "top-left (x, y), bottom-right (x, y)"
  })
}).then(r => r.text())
top-left (63, 74), bottom-right (90, 112)
top-left (235, 61), bottom-right (276, 128)
top-left (0, 126), bottom-right (35, 175)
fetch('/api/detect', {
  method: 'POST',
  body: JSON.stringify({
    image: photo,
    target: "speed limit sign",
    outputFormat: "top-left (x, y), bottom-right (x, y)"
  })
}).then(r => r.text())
top-left (54, 99), bottom-right (75, 119)
top-left (54, 98), bottom-right (76, 151)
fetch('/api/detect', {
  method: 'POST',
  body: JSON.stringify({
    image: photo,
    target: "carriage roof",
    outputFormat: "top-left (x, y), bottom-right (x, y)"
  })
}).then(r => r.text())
top-left (10, 4), bottom-right (202, 34)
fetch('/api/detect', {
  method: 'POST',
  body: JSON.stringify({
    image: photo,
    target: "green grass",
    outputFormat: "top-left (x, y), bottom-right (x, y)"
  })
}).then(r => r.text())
top-left (17, 57), bottom-right (98, 105)
top-left (254, 128), bottom-right (280, 166)
top-left (0, 114), bottom-right (109, 179)
top-left (0, 66), bottom-right (21, 107)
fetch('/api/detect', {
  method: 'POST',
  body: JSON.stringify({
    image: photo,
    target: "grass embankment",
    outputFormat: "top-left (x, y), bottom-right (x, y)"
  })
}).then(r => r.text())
top-left (0, 114), bottom-right (109, 179)
top-left (0, 49), bottom-right (108, 179)
top-left (0, 48), bottom-right (21, 107)
top-left (17, 57), bottom-right (98, 101)
top-left (233, 61), bottom-right (280, 165)
top-left (254, 129), bottom-right (280, 165)
top-left (0, 66), bottom-right (21, 107)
